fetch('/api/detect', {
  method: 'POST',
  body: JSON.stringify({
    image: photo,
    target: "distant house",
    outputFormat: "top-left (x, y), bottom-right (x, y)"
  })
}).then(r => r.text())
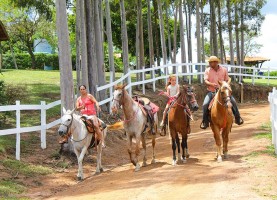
top-left (226, 56), bottom-right (270, 69)
top-left (34, 39), bottom-right (52, 54)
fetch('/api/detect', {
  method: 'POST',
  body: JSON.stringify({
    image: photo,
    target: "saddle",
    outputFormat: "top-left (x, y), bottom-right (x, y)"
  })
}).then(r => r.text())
top-left (80, 116), bottom-right (107, 134)
top-left (133, 96), bottom-right (159, 134)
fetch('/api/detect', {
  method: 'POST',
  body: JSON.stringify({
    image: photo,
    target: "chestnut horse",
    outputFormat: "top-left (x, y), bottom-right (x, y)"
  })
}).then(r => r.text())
top-left (111, 84), bottom-right (158, 171)
top-left (168, 86), bottom-right (199, 165)
top-left (210, 80), bottom-right (233, 162)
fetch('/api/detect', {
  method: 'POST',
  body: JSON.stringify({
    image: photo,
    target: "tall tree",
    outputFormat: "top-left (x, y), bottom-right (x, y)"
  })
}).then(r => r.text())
top-left (227, 0), bottom-right (234, 66)
top-left (165, 0), bottom-right (173, 62)
top-left (217, 0), bottom-right (225, 63)
top-left (172, 2), bottom-right (179, 66)
top-left (196, 0), bottom-right (201, 81)
top-left (55, 0), bottom-right (74, 110)
top-left (105, 0), bottom-right (115, 81)
top-left (234, 2), bottom-right (241, 66)
top-left (179, 0), bottom-right (187, 81)
top-left (75, 0), bottom-right (81, 94)
top-left (210, 0), bottom-right (218, 56)
top-left (120, 0), bottom-right (129, 74)
top-left (147, 0), bottom-right (155, 69)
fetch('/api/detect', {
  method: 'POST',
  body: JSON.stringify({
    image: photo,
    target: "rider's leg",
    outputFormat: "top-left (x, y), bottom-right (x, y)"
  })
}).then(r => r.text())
top-left (230, 96), bottom-right (244, 125)
top-left (160, 104), bottom-right (169, 127)
top-left (200, 92), bottom-right (213, 129)
top-left (91, 116), bottom-right (104, 145)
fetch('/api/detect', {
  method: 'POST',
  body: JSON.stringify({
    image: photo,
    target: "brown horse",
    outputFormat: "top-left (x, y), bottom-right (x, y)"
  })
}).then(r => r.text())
top-left (210, 80), bottom-right (233, 162)
top-left (168, 85), bottom-right (199, 165)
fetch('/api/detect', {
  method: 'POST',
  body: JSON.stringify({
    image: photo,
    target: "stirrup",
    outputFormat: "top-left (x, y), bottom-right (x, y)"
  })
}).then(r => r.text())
top-left (200, 121), bottom-right (209, 129)
top-left (236, 117), bottom-right (244, 125)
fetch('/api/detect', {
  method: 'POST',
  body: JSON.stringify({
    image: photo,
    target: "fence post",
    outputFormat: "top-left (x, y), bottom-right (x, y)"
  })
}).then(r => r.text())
top-left (267, 66), bottom-right (270, 86)
top-left (142, 66), bottom-right (145, 95)
top-left (128, 68), bottom-right (132, 96)
top-left (41, 101), bottom-right (46, 149)
top-left (252, 67), bottom-right (255, 85)
top-left (272, 88), bottom-right (276, 148)
top-left (16, 100), bottom-right (20, 160)
top-left (109, 71), bottom-right (113, 113)
top-left (152, 65), bottom-right (156, 92)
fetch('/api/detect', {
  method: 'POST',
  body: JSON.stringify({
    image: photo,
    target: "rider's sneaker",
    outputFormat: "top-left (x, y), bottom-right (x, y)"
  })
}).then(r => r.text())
top-left (59, 137), bottom-right (68, 144)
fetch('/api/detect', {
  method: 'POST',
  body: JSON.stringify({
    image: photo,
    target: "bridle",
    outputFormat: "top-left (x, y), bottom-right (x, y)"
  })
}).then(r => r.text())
top-left (60, 113), bottom-right (89, 143)
top-left (217, 86), bottom-right (232, 108)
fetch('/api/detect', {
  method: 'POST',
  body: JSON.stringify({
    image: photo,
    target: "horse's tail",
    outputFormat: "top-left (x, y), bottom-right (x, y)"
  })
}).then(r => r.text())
top-left (107, 121), bottom-right (124, 130)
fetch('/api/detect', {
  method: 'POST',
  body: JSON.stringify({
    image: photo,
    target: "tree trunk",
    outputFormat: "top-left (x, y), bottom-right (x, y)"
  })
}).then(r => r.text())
top-left (55, 0), bottom-right (75, 110)
top-left (201, 0), bottom-right (205, 63)
top-left (172, 2), bottom-right (178, 66)
top-left (75, 0), bottom-right (81, 96)
top-left (153, 0), bottom-right (161, 76)
top-left (240, 0), bottom-right (245, 82)
top-left (85, 0), bottom-right (98, 96)
top-left (9, 42), bottom-right (18, 69)
top-left (157, 0), bottom-right (167, 71)
top-left (147, 0), bottom-right (155, 70)
top-left (120, 0), bottom-right (129, 74)
top-left (185, 1), bottom-right (192, 63)
top-left (27, 43), bottom-right (36, 69)
top-left (94, 0), bottom-right (106, 100)
top-left (105, 0), bottom-right (115, 81)
top-left (235, 3), bottom-right (240, 66)
top-left (80, 0), bottom-right (89, 90)
top-left (227, 0), bottom-right (235, 80)
top-left (165, 2), bottom-right (173, 62)
top-left (179, 0), bottom-right (187, 82)
top-left (210, 0), bottom-right (218, 56)
top-left (217, 0), bottom-right (225, 63)
top-left (196, 0), bottom-right (201, 81)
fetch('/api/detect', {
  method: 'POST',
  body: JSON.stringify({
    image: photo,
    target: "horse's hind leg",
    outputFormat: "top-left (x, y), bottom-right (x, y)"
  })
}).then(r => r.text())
top-left (127, 134), bottom-right (136, 166)
top-left (95, 141), bottom-right (103, 174)
top-left (141, 135), bottom-right (147, 167)
top-left (151, 132), bottom-right (156, 164)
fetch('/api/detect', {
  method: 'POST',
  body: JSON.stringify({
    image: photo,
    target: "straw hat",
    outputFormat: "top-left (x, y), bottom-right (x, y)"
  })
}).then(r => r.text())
top-left (140, 97), bottom-right (150, 105)
top-left (208, 56), bottom-right (219, 62)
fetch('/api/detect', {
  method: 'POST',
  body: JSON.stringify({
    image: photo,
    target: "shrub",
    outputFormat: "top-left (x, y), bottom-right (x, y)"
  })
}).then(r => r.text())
top-left (0, 80), bottom-right (7, 105)
top-left (5, 84), bottom-right (28, 105)
top-left (2, 53), bottom-right (76, 70)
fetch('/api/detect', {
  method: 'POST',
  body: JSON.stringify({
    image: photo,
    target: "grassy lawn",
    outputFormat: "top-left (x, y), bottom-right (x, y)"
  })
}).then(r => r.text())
top-left (243, 78), bottom-right (277, 87)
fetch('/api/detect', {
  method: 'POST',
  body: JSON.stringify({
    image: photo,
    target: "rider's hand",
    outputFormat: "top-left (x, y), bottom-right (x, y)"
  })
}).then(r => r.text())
top-left (212, 83), bottom-right (218, 88)
top-left (97, 106), bottom-right (101, 112)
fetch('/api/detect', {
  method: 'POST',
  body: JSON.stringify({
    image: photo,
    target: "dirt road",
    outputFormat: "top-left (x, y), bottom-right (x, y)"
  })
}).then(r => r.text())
top-left (29, 103), bottom-right (276, 200)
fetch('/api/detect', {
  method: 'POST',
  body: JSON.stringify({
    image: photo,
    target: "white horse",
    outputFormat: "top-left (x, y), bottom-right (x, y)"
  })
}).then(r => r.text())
top-left (111, 84), bottom-right (158, 171)
top-left (58, 108), bottom-right (107, 180)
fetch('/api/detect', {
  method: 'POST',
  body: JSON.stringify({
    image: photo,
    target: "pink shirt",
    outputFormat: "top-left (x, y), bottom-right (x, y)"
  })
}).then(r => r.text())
top-left (204, 65), bottom-right (229, 92)
top-left (77, 96), bottom-right (96, 116)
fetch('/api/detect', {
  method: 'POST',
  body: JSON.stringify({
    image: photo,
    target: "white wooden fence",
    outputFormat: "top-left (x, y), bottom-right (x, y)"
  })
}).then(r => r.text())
top-left (268, 87), bottom-right (277, 155)
top-left (0, 63), bottom-right (276, 160)
top-left (0, 100), bottom-right (61, 160)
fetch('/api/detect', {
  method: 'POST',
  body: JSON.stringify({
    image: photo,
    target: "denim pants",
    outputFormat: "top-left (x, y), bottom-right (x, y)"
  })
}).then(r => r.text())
top-left (202, 92), bottom-right (240, 122)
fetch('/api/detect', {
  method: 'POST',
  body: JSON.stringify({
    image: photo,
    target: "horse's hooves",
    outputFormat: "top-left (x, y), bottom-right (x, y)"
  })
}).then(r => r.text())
top-left (100, 168), bottom-right (104, 172)
top-left (217, 157), bottom-right (223, 162)
top-left (151, 159), bottom-right (156, 164)
top-left (135, 164), bottom-right (140, 172)
top-left (95, 171), bottom-right (101, 175)
top-left (172, 160), bottom-right (177, 166)
top-left (186, 154), bottom-right (190, 158)
top-left (142, 162), bottom-right (147, 167)
top-left (224, 154), bottom-right (229, 159)
top-left (182, 158), bottom-right (187, 163)
top-left (77, 176), bottom-right (83, 181)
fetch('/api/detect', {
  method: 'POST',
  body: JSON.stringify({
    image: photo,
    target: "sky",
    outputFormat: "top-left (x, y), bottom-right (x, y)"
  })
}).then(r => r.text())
top-left (174, 0), bottom-right (277, 70)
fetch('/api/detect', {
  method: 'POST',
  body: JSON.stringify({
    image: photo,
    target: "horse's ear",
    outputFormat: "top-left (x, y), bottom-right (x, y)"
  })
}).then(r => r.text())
top-left (227, 77), bottom-right (231, 85)
top-left (182, 85), bottom-right (188, 91)
top-left (122, 83), bottom-right (127, 89)
top-left (62, 107), bottom-right (66, 114)
top-left (218, 80), bottom-right (223, 86)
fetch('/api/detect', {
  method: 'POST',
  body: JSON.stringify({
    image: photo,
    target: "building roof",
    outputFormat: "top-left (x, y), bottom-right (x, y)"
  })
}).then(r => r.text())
top-left (0, 21), bottom-right (9, 41)
top-left (226, 56), bottom-right (270, 64)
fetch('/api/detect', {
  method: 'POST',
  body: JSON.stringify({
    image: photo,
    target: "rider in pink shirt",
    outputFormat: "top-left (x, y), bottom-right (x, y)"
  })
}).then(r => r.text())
top-left (200, 56), bottom-right (243, 129)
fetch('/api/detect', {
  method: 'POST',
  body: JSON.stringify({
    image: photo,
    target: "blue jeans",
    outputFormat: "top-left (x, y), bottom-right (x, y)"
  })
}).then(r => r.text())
top-left (202, 92), bottom-right (241, 122)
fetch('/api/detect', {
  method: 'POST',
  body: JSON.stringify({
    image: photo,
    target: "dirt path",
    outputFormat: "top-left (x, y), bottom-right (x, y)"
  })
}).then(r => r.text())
top-left (29, 103), bottom-right (277, 200)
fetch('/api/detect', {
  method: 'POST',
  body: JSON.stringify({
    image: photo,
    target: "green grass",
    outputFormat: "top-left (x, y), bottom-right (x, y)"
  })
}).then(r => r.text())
top-left (0, 135), bottom-right (16, 153)
top-left (0, 180), bottom-right (26, 197)
top-left (244, 78), bottom-right (277, 86)
top-left (1, 159), bottom-right (53, 177)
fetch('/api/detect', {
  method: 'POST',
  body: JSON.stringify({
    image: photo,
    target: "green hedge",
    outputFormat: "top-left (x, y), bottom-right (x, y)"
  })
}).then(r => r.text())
top-left (2, 53), bottom-right (76, 70)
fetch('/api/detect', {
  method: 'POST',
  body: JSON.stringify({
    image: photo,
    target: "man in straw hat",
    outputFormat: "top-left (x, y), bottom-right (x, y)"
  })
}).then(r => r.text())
top-left (200, 56), bottom-right (243, 129)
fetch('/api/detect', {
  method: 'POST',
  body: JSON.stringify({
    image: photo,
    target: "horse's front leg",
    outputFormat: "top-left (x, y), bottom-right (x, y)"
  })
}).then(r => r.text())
top-left (95, 140), bottom-right (103, 174)
top-left (211, 124), bottom-right (222, 162)
top-left (134, 135), bottom-right (141, 172)
top-left (176, 135), bottom-right (182, 164)
top-left (141, 135), bottom-right (147, 167)
top-left (181, 134), bottom-right (188, 163)
top-left (222, 127), bottom-right (230, 159)
top-left (75, 146), bottom-right (88, 180)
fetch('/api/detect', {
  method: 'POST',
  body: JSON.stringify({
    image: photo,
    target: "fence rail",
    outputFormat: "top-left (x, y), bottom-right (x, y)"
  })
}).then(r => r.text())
top-left (0, 63), bottom-right (276, 160)
top-left (268, 87), bottom-right (277, 155)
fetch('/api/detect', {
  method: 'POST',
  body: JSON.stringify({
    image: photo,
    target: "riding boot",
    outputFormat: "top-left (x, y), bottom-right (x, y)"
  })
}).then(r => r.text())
top-left (231, 97), bottom-right (244, 125)
top-left (200, 107), bottom-right (209, 129)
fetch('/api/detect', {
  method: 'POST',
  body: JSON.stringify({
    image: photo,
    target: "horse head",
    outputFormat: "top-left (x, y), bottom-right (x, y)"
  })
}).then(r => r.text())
top-left (111, 84), bottom-right (127, 114)
top-left (218, 79), bottom-right (232, 109)
top-left (182, 85), bottom-right (199, 112)
top-left (58, 108), bottom-right (75, 137)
